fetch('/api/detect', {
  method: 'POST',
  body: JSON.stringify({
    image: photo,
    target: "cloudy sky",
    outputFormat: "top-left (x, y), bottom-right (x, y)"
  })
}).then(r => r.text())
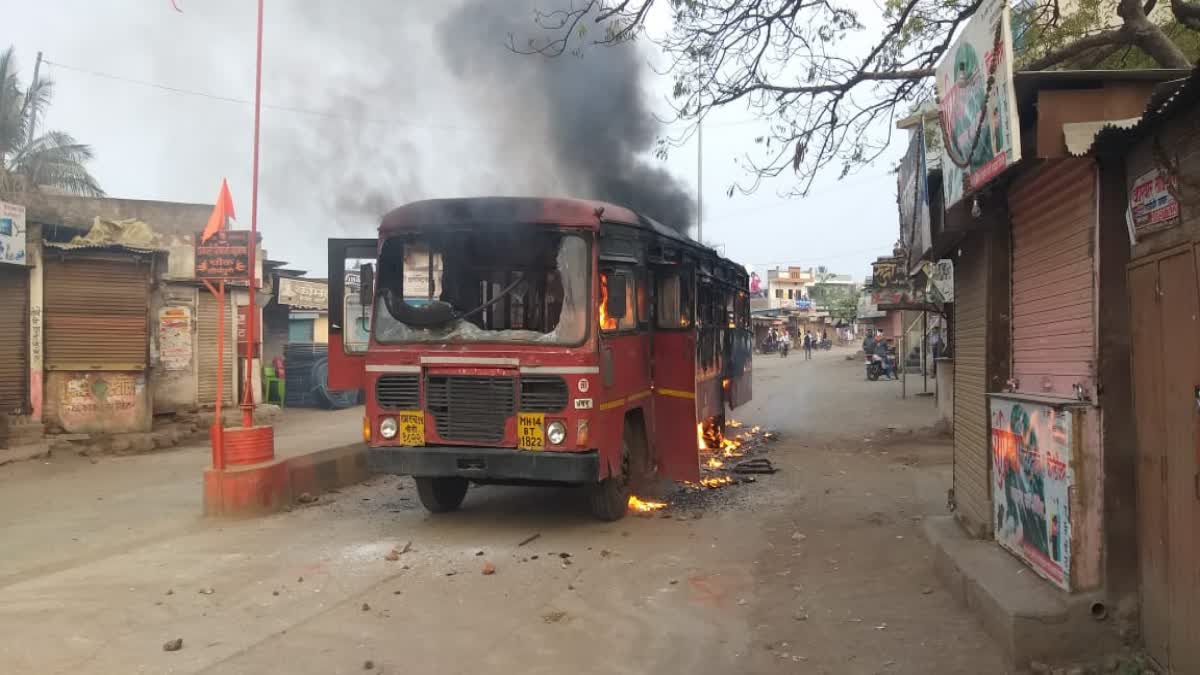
top-left (7, 0), bottom-right (905, 280)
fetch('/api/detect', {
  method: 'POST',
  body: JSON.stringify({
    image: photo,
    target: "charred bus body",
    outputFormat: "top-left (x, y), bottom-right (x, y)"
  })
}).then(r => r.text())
top-left (328, 197), bottom-right (752, 520)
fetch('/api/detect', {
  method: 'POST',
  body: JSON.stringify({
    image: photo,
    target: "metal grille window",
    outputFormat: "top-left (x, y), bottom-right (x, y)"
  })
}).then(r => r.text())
top-left (519, 376), bottom-right (567, 412)
top-left (375, 374), bottom-right (420, 410)
top-left (425, 375), bottom-right (514, 443)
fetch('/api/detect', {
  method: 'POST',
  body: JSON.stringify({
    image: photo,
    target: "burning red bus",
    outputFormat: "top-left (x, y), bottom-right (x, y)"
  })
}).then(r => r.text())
top-left (327, 197), bottom-right (752, 520)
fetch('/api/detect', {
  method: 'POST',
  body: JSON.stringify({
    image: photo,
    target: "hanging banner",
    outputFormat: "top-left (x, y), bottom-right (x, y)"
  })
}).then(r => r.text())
top-left (936, 0), bottom-right (1021, 208)
top-left (898, 123), bottom-right (932, 271)
top-left (990, 395), bottom-right (1075, 591)
top-left (0, 201), bottom-right (28, 266)
top-left (195, 230), bottom-right (251, 281)
top-left (1129, 167), bottom-right (1180, 236)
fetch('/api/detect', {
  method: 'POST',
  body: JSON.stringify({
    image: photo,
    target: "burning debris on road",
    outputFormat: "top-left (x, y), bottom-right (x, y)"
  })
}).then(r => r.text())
top-left (628, 420), bottom-right (778, 515)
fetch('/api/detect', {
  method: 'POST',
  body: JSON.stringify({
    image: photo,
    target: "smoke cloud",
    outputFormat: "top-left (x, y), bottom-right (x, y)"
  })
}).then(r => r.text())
top-left (435, 0), bottom-right (696, 231)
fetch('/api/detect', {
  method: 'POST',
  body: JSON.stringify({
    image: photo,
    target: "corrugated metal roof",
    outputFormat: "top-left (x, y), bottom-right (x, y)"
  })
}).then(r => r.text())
top-left (1085, 66), bottom-right (1200, 156)
top-left (1064, 118), bottom-right (1141, 156)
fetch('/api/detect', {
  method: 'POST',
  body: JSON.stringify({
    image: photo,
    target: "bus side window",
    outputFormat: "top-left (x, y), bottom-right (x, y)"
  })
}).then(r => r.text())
top-left (656, 272), bottom-right (692, 329)
top-left (635, 269), bottom-right (649, 330)
top-left (600, 269), bottom-right (636, 332)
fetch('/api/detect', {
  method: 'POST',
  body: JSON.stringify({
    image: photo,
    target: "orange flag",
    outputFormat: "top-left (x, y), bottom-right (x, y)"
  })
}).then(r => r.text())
top-left (201, 179), bottom-right (236, 243)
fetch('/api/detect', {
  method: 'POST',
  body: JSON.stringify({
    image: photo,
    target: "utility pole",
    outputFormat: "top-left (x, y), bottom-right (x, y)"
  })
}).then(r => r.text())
top-left (241, 0), bottom-right (264, 427)
top-left (697, 114), bottom-right (704, 244)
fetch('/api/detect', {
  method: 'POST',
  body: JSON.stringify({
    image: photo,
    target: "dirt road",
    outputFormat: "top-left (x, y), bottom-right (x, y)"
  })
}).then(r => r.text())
top-left (0, 349), bottom-right (1008, 674)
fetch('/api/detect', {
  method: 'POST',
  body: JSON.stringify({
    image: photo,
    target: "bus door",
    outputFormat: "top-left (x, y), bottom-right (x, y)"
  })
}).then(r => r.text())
top-left (650, 265), bottom-right (699, 482)
top-left (327, 238), bottom-right (377, 390)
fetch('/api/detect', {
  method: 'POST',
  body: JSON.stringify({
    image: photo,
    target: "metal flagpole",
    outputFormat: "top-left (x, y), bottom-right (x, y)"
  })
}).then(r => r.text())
top-left (241, 0), bottom-right (264, 428)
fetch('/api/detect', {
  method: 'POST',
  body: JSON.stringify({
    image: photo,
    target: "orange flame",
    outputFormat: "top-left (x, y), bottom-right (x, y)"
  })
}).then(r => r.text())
top-left (699, 476), bottom-right (734, 488)
top-left (599, 273), bottom-right (617, 330)
top-left (628, 495), bottom-right (667, 512)
top-left (726, 419), bottom-right (743, 428)
top-left (705, 457), bottom-right (724, 469)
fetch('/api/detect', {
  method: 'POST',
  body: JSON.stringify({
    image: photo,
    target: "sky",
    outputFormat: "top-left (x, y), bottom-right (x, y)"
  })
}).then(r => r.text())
top-left (5, 0), bottom-right (906, 282)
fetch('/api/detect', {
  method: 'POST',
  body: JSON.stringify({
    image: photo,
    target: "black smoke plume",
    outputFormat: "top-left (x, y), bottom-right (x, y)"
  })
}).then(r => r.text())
top-left (436, 0), bottom-right (695, 232)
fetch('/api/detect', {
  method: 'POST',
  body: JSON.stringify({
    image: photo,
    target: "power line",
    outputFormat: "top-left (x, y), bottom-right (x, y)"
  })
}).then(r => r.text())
top-left (43, 59), bottom-right (465, 131)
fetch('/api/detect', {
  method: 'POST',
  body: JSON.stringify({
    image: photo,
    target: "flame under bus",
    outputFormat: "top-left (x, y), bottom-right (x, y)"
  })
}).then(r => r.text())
top-left (327, 197), bottom-right (752, 520)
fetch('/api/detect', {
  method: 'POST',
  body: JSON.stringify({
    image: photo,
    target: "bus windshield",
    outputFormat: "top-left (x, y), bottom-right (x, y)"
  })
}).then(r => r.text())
top-left (373, 229), bottom-right (589, 345)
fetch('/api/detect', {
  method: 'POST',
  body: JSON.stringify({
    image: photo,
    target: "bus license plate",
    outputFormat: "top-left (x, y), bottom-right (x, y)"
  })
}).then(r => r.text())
top-left (517, 412), bottom-right (545, 451)
top-left (398, 411), bottom-right (425, 447)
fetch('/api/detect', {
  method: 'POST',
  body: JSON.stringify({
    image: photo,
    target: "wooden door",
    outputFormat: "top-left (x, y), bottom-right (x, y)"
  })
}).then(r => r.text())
top-left (1129, 245), bottom-right (1200, 674)
top-left (1129, 259), bottom-right (1170, 665)
top-left (1160, 249), bottom-right (1200, 674)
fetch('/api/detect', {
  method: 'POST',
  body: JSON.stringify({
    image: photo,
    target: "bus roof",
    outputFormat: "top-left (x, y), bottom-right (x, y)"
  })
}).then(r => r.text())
top-left (378, 196), bottom-right (745, 276)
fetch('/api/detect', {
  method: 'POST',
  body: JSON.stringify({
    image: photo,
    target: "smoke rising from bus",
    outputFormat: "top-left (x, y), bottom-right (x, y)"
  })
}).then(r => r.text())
top-left (436, 0), bottom-right (696, 232)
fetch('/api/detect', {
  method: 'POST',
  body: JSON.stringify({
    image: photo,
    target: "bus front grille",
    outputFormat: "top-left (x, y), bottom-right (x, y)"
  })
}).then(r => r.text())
top-left (425, 375), bottom-right (515, 443)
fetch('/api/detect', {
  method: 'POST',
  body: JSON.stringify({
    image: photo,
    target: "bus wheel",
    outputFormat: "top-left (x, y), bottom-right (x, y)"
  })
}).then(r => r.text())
top-left (589, 424), bottom-right (634, 521)
top-left (414, 477), bottom-right (469, 513)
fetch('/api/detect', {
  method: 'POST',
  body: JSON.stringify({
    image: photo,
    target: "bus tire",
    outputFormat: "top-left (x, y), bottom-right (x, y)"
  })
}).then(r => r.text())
top-left (414, 477), bottom-right (469, 513)
top-left (589, 424), bottom-right (634, 522)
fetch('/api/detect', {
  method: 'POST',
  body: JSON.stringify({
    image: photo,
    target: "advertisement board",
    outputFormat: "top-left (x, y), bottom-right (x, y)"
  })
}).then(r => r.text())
top-left (936, 0), bottom-right (1021, 207)
top-left (990, 395), bottom-right (1074, 590)
top-left (278, 277), bottom-right (329, 310)
top-left (0, 200), bottom-right (28, 266)
top-left (1129, 167), bottom-right (1180, 236)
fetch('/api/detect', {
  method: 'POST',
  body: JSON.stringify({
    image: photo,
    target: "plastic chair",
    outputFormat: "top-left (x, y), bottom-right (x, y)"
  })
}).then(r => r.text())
top-left (263, 365), bottom-right (285, 405)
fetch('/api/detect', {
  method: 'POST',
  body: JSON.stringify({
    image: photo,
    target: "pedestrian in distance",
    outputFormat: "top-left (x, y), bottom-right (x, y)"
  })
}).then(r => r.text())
top-left (803, 331), bottom-right (813, 360)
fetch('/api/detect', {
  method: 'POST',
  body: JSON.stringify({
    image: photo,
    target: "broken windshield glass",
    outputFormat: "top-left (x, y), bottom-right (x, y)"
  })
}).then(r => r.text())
top-left (373, 229), bottom-right (588, 345)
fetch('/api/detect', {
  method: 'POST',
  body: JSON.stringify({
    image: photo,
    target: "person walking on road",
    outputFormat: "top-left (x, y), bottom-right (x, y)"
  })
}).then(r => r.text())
top-left (803, 331), bottom-right (813, 360)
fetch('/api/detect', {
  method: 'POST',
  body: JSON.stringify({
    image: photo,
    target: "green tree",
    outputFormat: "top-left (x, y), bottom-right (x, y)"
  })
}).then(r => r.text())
top-left (828, 295), bottom-right (859, 325)
top-left (518, 0), bottom-right (1200, 196)
top-left (0, 48), bottom-right (103, 196)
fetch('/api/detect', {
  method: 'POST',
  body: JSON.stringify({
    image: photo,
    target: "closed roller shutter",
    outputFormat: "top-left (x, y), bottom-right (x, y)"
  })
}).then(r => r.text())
top-left (44, 257), bottom-right (148, 370)
top-left (197, 291), bottom-right (235, 406)
top-left (0, 266), bottom-right (29, 413)
top-left (1009, 160), bottom-right (1096, 397)
top-left (954, 231), bottom-right (991, 536)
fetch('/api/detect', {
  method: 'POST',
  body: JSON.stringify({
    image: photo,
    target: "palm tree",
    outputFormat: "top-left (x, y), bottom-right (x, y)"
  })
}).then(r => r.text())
top-left (0, 47), bottom-right (104, 196)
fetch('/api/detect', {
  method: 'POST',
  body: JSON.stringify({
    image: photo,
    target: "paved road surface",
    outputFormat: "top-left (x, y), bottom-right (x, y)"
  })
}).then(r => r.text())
top-left (0, 348), bottom-right (1007, 674)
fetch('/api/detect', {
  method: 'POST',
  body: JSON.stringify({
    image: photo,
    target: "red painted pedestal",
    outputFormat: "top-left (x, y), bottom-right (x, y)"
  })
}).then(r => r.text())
top-left (203, 424), bottom-right (284, 517)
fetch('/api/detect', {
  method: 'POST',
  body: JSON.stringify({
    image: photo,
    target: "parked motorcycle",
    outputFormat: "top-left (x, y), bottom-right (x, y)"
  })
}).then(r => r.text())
top-left (819, 338), bottom-right (833, 350)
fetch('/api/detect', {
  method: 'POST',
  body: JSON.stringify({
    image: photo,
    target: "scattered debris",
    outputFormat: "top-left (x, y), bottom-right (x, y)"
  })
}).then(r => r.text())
top-left (445, 571), bottom-right (457, 577)
top-left (481, 561), bottom-right (496, 575)
top-left (921, 587), bottom-right (934, 595)
top-left (531, 555), bottom-right (539, 560)
top-left (793, 611), bottom-right (809, 621)
top-left (791, 532), bottom-right (807, 542)
top-left (475, 550), bottom-right (485, 557)
top-left (272, 590), bottom-right (279, 596)
top-left (296, 492), bottom-right (317, 504)
top-left (363, 659), bottom-right (375, 670)
top-left (399, 541), bottom-right (413, 555)
top-left (733, 458), bottom-right (777, 474)
top-left (165, 589), bottom-right (174, 596)
top-left (297, 577), bottom-right (304, 583)
top-left (669, 579), bottom-right (679, 585)
top-left (385, 549), bottom-right (400, 562)
top-left (198, 588), bottom-right (214, 595)
top-left (393, 590), bottom-right (402, 595)
top-left (599, 549), bottom-right (612, 558)
top-left (558, 552), bottom-right (571, 559)
top-left (737, 598), bottom-right (748, 606)
top-left (517, 533), bottom-right (541, 547)
top-left (361, 603), bottom-right (370, 612)
top-left (162, 638), bottom-right (183, 652)
top-left (542, 611), bottom-right (567, 624)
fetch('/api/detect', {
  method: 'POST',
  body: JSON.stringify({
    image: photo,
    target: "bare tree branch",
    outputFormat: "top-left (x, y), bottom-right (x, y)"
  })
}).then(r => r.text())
top-left (517, 0), bottom-right (1198, 197)
top-left (1171, 0), bottom-right (1200, 30)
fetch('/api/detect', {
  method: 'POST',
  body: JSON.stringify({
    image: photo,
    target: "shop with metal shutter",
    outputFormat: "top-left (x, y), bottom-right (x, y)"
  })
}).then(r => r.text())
top-left (0, 265), bottom-right (30, 414)
top-left (197, 290), bottom-right (236, 408)
top-left (1009, 160), bottom-right (1097, 397)
top-left (952, 229), bottom-right (991, 537)
top-left (996, 158), bottom-right (1108, 593)
top-left (42, 253), bottom-right (152, 434)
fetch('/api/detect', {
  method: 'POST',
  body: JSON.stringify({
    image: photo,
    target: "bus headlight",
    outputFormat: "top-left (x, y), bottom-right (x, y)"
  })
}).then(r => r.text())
top-left (546, 421), bottom-right (567, 446)
top-left (379, 417), bottom-right (398, 440)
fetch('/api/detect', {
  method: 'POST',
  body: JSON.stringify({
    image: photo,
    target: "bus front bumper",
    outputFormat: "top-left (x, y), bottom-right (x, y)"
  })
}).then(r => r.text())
top-left (368, 446), bottom-right (600, 484)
